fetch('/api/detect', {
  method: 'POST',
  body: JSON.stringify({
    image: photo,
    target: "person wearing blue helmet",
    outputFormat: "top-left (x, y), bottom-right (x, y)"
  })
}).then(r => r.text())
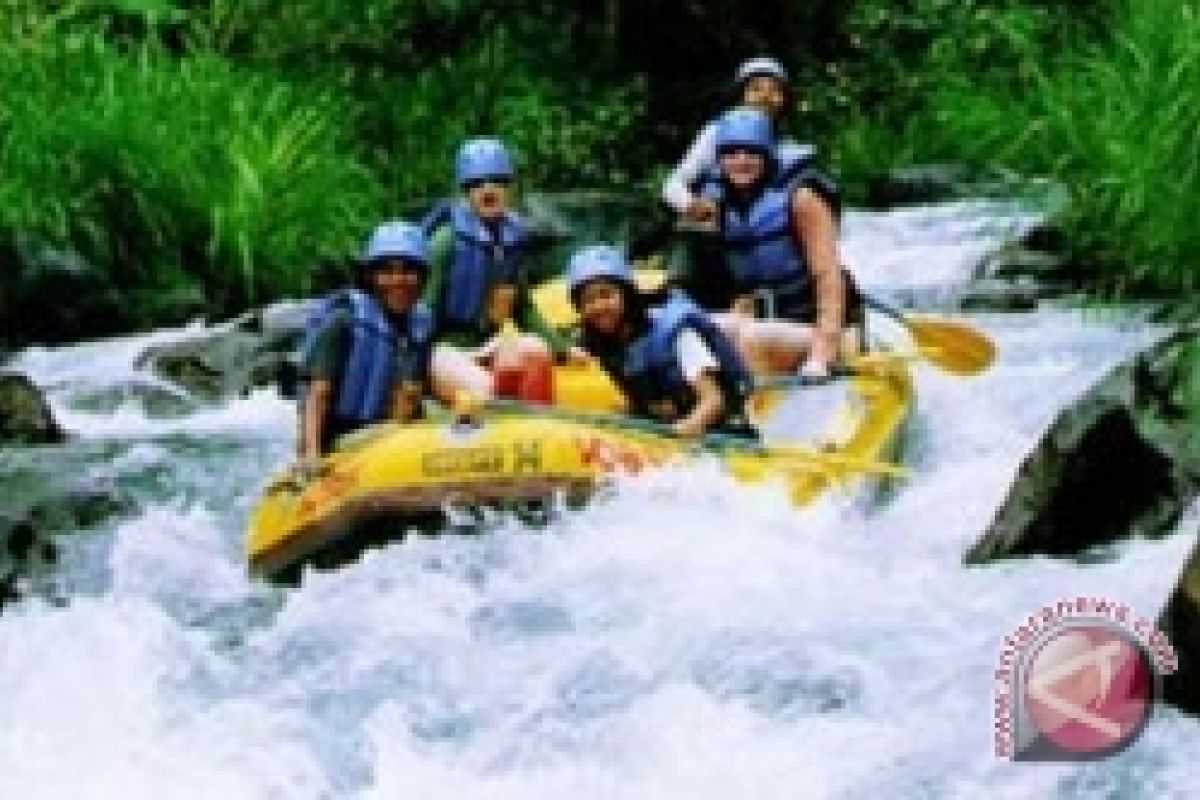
top-left (662, 56), bottom-right (819, 224)
top-left (294, 220), bottom-right (435, 463)
top-left (706, 107), bottom-right (863, 379)
top-left (422, 137), bottom-right (580, 405)
top-left (567, 245), bottom-right (755, 439)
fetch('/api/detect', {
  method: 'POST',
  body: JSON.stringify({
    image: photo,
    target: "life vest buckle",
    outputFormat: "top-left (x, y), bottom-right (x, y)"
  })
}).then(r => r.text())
top-left (751, 288), bottom-right (777, 320)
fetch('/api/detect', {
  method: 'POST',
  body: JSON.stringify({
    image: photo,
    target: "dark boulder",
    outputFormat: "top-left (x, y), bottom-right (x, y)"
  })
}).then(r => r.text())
top-left (0, 372), bottom-right (65, 445)
top-left (0, 514), bottom-right (54, 607)
top-left (967, 328), bottom-right (1200, 563)
top-left (0, 234), bottom-right (125, 344)
top-left (1019, 222), bottom-right (1069, 256)
top-left (1161, 536), bottom-right (1200, 715)
top-left (982, 247), bottom-right (1071, 282)
top-left (958, 277), bottom-right (1045, 312)
top-left (865, 165), bottom-right (976, 208)
top-left (0, 460), bottom-right (138, 611)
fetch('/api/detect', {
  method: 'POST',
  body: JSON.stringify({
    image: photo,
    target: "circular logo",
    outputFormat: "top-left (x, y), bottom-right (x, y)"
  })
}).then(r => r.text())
top-left (1022, 624), bottom-right (1154, 756)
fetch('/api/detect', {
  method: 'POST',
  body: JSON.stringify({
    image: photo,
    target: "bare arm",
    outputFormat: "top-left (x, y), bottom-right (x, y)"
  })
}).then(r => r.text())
top-left (301, 378), bottom-right (334, 459)
top-left (662, 122), bottom-right (719, 214)
top-left (673, 370), bottom-right (725, 438)
top-left (390, 381), bottom-right (423, 422)
top-left (793, 187), bottom-right (844, 365)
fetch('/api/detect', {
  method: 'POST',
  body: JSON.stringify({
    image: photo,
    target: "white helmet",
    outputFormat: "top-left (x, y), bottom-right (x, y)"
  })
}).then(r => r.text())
top-left (735, 56), bottom-right (789, 87)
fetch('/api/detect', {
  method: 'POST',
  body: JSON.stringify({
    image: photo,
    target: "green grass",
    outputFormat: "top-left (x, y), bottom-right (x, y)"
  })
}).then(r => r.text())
top-left (0, 27), bottom-right (381, 320)
top-left (1015, 0), bottom-right (1200, 295)
top-left (0, 3), bottom-right (648, 336)
top-left (0, 0), bottom-right (1195, 340)
top-left (828, 0), bottom-right (1199, 297)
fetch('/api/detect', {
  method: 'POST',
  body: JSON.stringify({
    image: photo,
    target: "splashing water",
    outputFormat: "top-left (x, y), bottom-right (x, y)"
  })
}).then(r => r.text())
top-left (2, 203), bottom-right (1198, 799)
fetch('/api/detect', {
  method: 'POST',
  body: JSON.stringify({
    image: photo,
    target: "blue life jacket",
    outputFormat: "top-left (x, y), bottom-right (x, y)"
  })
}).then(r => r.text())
top-left (691, 148), bottom-right (852, 322)
top-left (718, 185), bottom-right (810, 302)
top-left (693, 126), bottom-right (818, 201)
top-left (422, 200), bottom-right (531, 331)
top-left (593, 294), bottom-right (753, 423)
top-left (774, 140), bottom-right (817, 190)
top-left (299, 289), bottom-right (434, 427)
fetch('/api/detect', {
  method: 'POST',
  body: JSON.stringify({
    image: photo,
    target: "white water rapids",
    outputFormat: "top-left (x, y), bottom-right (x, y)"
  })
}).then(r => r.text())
top-left (2, 201), bottom-right (1198, 798)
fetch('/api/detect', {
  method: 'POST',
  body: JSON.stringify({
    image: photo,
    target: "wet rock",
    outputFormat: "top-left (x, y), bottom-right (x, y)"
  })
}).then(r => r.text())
top-left (143, 330), bottom-right (269, 401)
top-left (0, 372), bottom-right (65, 445)
top-left (1161, 538), bottom-right (1200, 715)
top-left (136, 299), bottom-right (310, 402)
top-left (0, 459), bottom-right (138, 610)
top-left (967, 328), bottom-right (1200, 563)
top-left (1151, 301), bottom-right (1200, 326)
top-left (2, 516), bottom-right (40, 561)
top-left (955, 242), bottom-right (1077, 311)
top-left (865, 165), bottom-right (975, 208)
top-left (0, 234), bottom-right (126, 345)
top-left (1018, 223), bottom-right (1069, 256)
top-left (983, 247), bottom-right (1070, 281)
top-left (958, 277), bottom-right (1044, 312)
top-left (259, 300), bottom-right (313, 344)
top-left (0, 514), bottom-right (58, 609)
top-left (29, 476), bottom-right (138, 530)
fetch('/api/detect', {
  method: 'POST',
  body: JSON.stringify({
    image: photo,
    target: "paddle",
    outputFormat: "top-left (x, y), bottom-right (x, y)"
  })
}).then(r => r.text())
top-left (533, 271), bottom-right (995, 377)
top-left (863, 295), bottom-right (996, 376)
top-left (481, 396), bottom-right (908, 478)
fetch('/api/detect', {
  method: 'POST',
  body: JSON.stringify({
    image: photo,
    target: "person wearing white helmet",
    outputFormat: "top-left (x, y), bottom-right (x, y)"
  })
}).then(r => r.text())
top-left (421, 137), bottom-right (583, 406)
top-left (661, 55), bottom-right (815, 224)
top-left (705, 107), bottom-right (863, 379)
top-left (294, 220), bottom-right (435, 465)
top-left (566, 245), bottom-right (756, 439)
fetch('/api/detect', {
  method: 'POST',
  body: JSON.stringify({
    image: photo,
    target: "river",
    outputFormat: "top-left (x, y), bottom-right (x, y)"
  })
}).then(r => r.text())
top-left (2, 200), bottom-right (1198, 798)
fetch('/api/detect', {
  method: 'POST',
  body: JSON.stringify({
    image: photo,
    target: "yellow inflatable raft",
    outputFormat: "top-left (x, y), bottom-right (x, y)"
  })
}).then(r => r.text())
top-left (246, 356), bottom-right (911, 579)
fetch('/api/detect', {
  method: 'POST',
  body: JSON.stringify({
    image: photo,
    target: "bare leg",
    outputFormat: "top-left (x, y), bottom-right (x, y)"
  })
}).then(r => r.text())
top-left (715, 308), bottom-right (868, 375)
top-left (430, 336), bottom-right (556, 406)
top-left (711, 311), bottom-right (761, 369)
top-left (728, 319), bottom-right (811, 374)
top-left (430, 343), bottom-right (492, 404)
top-left (514, 334), bottom-right (552, 363)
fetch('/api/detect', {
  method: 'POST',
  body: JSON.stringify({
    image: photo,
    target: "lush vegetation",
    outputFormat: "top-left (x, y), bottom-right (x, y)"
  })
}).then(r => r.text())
top-left (0, 0), bottom-right (1195, 341)
top-left (824, 0), bottom-right (1199, 299)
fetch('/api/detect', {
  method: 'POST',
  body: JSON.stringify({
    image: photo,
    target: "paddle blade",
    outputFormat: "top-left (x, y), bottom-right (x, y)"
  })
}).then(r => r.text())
top-left (906, 316), bottom-right (996, 376)
top-left (768, 444), bottom-right (909, 478)
top-left (530, 278), bottom-right (578, 328)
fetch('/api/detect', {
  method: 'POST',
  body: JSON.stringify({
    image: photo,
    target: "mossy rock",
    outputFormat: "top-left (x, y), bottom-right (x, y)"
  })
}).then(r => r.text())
top-left (0, 372), bottom-right (64, 445)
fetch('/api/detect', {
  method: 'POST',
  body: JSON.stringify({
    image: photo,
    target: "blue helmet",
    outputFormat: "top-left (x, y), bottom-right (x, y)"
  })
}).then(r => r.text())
top-left (361, 220), bottom-right (429, 273)
top-left (567, 245), bottom-right (633, 305)
top-left (715, 106), bottom-right (774, 155)
top-left (735, 56), bottom-right (789, 87)
top-left (455, 138), bottom-right (515, 187)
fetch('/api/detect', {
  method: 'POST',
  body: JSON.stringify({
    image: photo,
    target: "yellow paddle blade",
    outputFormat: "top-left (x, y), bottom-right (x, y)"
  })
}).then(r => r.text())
top-left (530, 279), bottom-right (578, 329)
top-left (905, 316), bottom-right (996, 376)
top-left (760, 443), bottom-right (909, 478)
top-left (531, 269), bottom-right (671, 328)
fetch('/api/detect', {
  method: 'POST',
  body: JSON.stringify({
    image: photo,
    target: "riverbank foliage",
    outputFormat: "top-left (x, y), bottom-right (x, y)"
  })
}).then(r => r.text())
top-left (0, 0), bottom-right (1194, 341)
